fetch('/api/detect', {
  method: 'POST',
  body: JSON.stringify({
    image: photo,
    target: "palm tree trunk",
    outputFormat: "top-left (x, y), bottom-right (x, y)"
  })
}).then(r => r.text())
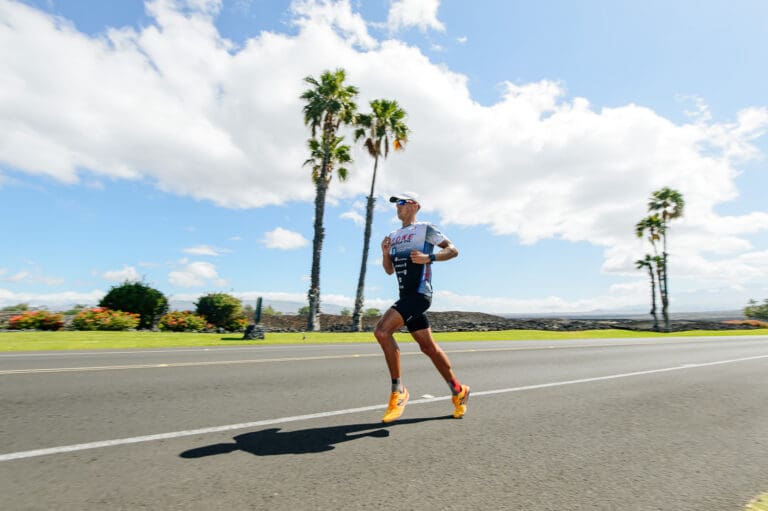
top-left (660, 225), bottom-right (669, 331)
top-left (307, 145), bottom-right (331, 332)
top-left (661, 251), bottom-right (669, 332)
top-left (655, 261), bottom-right (667, 332)
top-left (351, 156), bottom-right (380, 331)
top-left (646, 265), bottom-right (659, 331)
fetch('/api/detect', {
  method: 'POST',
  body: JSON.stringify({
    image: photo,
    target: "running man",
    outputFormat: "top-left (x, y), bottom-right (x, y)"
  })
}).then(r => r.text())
top-left (376, 192), bottom-right (470, 423)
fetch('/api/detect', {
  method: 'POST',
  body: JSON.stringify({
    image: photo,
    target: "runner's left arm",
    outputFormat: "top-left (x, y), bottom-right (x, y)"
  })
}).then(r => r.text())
top-left (410, 239), bottom-right (458, 264)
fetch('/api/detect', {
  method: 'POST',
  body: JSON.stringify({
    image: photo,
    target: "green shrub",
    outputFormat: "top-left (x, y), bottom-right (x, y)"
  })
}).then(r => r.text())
top-left (99, 281), bottom-right (169, 329)
top-left (159, 311), bottom-right (208, 332)
top-left (8, 310), bottom-right (64, 330)
top-left (744, 299), bottom-right (768, 321)
top-left (363, 308), bottom-right (381, 317)
top-left (195, 293), bottom-right (244, 330)
top-left (72, 307), bottom-right (140, 331)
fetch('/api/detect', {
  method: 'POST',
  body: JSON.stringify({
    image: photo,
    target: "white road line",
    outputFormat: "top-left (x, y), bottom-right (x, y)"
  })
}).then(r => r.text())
top-left (1, 340), bottom-right (750, 376)
top-left (0, 353), bottom-right (382, 375)
top-left (2, 353), bottom-right (766, 463)
top-left (0, 344), bottom-right (364, 358)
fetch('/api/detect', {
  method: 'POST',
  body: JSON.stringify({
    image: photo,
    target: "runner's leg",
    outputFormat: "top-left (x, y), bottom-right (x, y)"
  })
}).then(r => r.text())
top-left (374, 308), bottom-right (405, 380)
top-left (410, 327), bottom-right (457, 386)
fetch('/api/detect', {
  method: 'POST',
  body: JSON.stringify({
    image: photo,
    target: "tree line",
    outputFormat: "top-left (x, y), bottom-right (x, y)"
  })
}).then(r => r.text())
top-left (299, 69), bottom-right (763, 334)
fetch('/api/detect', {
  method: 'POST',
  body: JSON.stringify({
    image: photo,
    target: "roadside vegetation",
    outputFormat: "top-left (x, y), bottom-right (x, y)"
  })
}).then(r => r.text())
top-left (744, 299), bottom-right (768, 321)
top-left (0, 283), bottom-right (254, 334)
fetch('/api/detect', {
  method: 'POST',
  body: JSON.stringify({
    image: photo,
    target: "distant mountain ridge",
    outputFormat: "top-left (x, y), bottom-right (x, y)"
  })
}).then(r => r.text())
top-left (168, 299), bottom-right (345, 315)
top-left (499, 310), bottom-right (745, 321)
top-left (7, 298), bottom-right (744, 321)
top-left (169, 298), bottom-right (743, 320)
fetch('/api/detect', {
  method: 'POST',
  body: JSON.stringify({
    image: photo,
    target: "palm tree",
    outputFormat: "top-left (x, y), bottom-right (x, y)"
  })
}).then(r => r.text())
top-left (635, 255), bottom-right (659, 330)
top-left (635, 215), bottom-right (664, 331)
top-left (648, 187), bottom-right (685, 331)
top-left (301, 69), bottom-right (358, 331)
top-left (303, 136), bottom-right (352, 184)
top-left (350, 99), bottom-right (409, 331)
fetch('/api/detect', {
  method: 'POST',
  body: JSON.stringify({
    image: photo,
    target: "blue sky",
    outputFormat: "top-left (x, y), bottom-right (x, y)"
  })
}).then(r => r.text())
top-left (1, 0), bottom-right (767, 314)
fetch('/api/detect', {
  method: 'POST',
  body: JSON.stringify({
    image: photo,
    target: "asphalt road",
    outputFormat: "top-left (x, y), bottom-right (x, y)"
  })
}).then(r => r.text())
top-left (1, 336), bottom-right (767, 510)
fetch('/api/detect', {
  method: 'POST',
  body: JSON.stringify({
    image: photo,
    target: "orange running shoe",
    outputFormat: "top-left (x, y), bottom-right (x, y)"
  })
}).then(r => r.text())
top-left (382, 387), bottom-right (409, 423)
top-left (452, 384), bottom-right (470, 419)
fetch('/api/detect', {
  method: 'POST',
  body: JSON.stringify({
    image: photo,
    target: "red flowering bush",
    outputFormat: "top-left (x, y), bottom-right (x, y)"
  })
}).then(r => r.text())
top-left (724, 319), bottom-right (768, 328)
top-left (8, 310), bottom-right (64, 331)
top-left (72, 307), bottom-right (140, 331)
top-left (228, 316), bottom-right (249, 332)
top-left (159, 311), bottom-right (208, 332)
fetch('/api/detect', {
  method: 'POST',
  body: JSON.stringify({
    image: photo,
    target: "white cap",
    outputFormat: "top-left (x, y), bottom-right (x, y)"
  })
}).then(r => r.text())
top-left (388, 192), bottom-right (420, 204)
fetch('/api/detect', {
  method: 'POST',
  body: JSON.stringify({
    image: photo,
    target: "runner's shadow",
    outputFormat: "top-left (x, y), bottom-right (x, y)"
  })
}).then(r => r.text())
top-left (179, 416), bottom-right (452, 458)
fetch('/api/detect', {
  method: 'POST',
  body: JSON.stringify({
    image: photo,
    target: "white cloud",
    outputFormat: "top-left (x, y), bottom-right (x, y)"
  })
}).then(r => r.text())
top-left (168, 261), bottom-right (226, 288)
top-left (101, 266), bottom-right (141, 282)
top-left (340, 210), bottom-right (365, 226)
top-left (184, 0), bottom-right (223, 16)
top-left (6, 271), bottom-right (29, 283)
top-left (0, 288), bottom-right (104, 309)
top-left (387, 0), bottom-right (445, 32)
top-left (183, 245), bottom-right (226, 256)
top-left (3, 266), bottom-right (64, 286)
top-left (261, 227), bottom-right (309, 249)
top-left (0, 0), bottom-right (766, 298)
top-left (457, 36), bottom-right (467, 44)
top-left (291, 0), bottom-right (377, 49)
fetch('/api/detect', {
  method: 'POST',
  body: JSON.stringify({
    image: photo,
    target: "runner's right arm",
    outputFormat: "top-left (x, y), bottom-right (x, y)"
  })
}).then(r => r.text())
top-left (381, 236), bottom-right (395, 275)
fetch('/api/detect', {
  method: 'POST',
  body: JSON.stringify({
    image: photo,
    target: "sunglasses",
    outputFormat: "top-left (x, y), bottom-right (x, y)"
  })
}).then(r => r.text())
top-left (396, 199), bottom-right (415, 206)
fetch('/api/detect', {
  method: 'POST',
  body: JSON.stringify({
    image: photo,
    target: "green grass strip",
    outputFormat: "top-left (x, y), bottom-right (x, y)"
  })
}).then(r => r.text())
top-left (0, 328), bottom-right (766, 352)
